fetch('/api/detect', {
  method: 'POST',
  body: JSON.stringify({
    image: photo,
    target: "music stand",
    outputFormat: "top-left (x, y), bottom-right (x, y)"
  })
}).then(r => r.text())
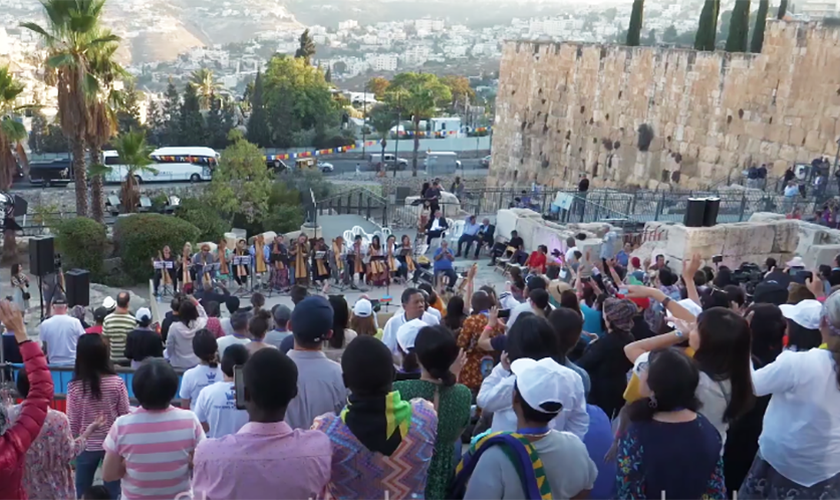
top-left (154, 261), bottom-right (176, 297)
top-left (231, 256), bottom-right (251, 297)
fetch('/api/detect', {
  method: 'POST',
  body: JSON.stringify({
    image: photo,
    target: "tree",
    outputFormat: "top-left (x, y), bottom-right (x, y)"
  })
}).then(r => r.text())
top-left (263, 55), bottom-right (339, 148)
top-left (204, 92), bottom-right (230, 150)
top-left (778, 0), bottom-right (788, 19)
top-left (385, 73), bottom-right (451, 176)
top-left (108, 130), bottom-right (156, 213)
top-left (179, 84), bottom-right (204, 146)
top-left (189, 68), bottom-right (221, 110)
top-left (28, 108), bottom-right (47, 154)
top-left (663, 25), bottom-right (679, 43)
top-left (324, 67), bottom-right (332, 83)
top-left (162, 80), bottom-right (180, 146)
top-left (751, 0), bottom-right (769, 53)
top-left (726, 0), bottom-right (750, 52)
top-left (643, 29), bottom-right (657, 46)
top-left (333, 61), bottom-right (347, 74)
top-left (86, 32), bottom-right (126, 223)
top-left (366, 77), bottom-right (390, 100)
top-left (207, 133), bottom-right (273, 224)
top-left (0, 66), bottom-right (27, 260)
top-left (294, 29), bottom-right (316, 64)
top-left (117, 81), bottom-right (142, 135)
top-left (246, 70), bottom-right (271, 147)
top-left (441, 75), bottom-right (475, 112)
top-left (626, 0), bottom-right (645, 46)
top-left (22, 0), bottom-right (119, 216)
top-left (695, 0), bottom-right (721, 51)
top-left (145, 100), bottom-right (164, 145)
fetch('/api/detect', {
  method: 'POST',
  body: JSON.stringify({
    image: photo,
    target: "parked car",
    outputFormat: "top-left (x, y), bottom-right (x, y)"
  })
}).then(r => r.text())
top-left (369, 153), bottom-right (409, 170)
top-left (480, 155), bottom-right (491, 168)
top-left (318, 161), bottom-right (334, 173)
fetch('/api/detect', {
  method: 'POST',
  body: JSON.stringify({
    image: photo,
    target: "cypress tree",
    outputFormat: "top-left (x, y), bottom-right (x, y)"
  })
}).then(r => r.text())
top-left (626, 0), bottom-right (644, 46)
top-left (751, 0), bottom-right (769, 53)
top-left (726, 0), bottom-right (750, 53)
top-left (695, 0), bottom-right (720, 51)
top-left (246, 70), bottom-right (271, 148)
top-left (778, 0), bottom-right (788, 19)
top-left (162, 80), bottom-right (181, 146)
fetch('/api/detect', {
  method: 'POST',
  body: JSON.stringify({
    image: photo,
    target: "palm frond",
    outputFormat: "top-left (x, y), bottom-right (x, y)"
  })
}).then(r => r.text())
top-left (88, 162), bottom-right (111, 177)
top-left (0, 118), bottom-right (27, 143)
top-left (46, 52), bottom-right (76, 69)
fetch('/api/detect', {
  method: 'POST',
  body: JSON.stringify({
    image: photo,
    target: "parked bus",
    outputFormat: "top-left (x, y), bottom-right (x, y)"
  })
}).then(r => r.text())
top-left (423, 151), bottom-right (460, 175)
top-left (102, 147), bottom-right (218, 184)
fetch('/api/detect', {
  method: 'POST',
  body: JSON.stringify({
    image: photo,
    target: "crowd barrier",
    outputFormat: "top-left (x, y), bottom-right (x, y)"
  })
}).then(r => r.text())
top-left (3, 362), bottom-right (187, 411)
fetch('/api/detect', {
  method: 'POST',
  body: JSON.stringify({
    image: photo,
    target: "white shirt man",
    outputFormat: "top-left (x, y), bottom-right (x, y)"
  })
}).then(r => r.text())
top-left (39, 297), bottom-right (86, 365)
top-left (381, 289), bottom-right (440, 354)
top-left (194, 344), bottom-right (249, 439)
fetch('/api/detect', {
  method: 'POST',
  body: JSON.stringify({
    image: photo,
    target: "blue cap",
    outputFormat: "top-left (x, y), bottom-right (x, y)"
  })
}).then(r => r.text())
top-left (291, 296), bottom-right (334, 344)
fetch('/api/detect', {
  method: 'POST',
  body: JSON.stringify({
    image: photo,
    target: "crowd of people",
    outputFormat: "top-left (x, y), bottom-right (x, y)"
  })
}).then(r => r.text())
top-left (3, 237), bottom-right (840, 500)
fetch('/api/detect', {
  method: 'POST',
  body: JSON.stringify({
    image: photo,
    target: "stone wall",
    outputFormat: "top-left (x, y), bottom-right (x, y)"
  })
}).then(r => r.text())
top-left (490, 21), bottom-right (840, 191)
top-left (13, 183), bottom-right (207, 216)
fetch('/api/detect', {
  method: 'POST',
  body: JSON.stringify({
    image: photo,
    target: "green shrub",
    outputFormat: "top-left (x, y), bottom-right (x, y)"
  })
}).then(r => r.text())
top-left (53, 217), bottom-right (108, 280)
top-left (174, 197), bottom-right (229, 243)
top-left (114, 214), bottom-right (200, 283)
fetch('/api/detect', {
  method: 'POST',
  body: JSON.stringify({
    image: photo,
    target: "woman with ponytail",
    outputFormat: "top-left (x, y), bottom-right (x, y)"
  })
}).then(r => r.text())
top-left (739, 291), bottom-right (840, 499)
top-left (395, 325), bottom-right (471, 499)
top-left (528, 288), bottom-right (552, 318)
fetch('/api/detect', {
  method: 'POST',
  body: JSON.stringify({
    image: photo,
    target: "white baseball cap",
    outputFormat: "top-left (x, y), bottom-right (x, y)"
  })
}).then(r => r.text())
top-left (135, 307), bottom-right (152, 323)
top-left (780, 299), bottom-right (823, 330)
top-left (353, 299), bottom-right (373, 318)
top-left (510, 357), bottom-right (578, 414)
top-left (396, 319), bottom-right (426, 352)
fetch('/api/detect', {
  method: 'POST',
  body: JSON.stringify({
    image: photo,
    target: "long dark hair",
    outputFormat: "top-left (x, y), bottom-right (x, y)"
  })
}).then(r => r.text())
top-left (415, 325), bottom-right (459, 387)
top-left (694, 307), bottom-right (755, 422)
top-left (529, 289), bottom-right (551, 317)
top-left (745, 303), bottom-right (785, 366)
top-left (72, 334), bottom-right (116, 400)
top-left (444, 296), bottom-right (466, 331)
top-left (328, 295), bottom-right (350, 349)
top-left (625, 348), bottom-right (701, 422)
top-left (547, 308), bottom-right (584, 364)
top-left (192, 329), bottom-right (219, 368)
top-left (507, 314), bottom-right (558, 362)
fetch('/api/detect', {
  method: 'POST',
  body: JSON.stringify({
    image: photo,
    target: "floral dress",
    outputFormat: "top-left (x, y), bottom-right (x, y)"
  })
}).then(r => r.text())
top-left (456, 314), bottom-right (504, 392)
top-left (8, 406), bottom-right (86, 500)
top-left (616, 415), bottom-right (726, 499)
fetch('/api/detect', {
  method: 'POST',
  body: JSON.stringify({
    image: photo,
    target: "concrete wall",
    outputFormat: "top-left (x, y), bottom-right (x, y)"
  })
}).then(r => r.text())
top-left (490, 21), bottom-right (840, 191)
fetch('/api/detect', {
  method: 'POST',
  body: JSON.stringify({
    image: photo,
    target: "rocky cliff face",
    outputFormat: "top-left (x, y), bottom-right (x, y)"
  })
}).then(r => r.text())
top-left (490, 21), bottom-right (840, 191)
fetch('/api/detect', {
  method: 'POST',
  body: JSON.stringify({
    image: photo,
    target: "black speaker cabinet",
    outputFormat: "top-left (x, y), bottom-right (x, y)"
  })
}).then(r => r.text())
top-left (65, 269), bottom-right (90, 308)
top-left (28, 236), bottom-right (55, 277)
top-left (684, 198), bottom-right (706, 227)
top-left (703, 197), bottom-right (721, 227)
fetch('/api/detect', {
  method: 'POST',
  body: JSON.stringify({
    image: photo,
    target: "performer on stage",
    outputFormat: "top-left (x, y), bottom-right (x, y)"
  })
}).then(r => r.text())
top-left (217, 239), bottom-right (231, 281)
top-left (290, 233), bottom-right (311, 287)
top-left (233, 239), bottom-right (250, 287)
top-left (367, 235), bottom-right (387, 286)
top-left (250, 234), bottom-right (269, 278)
top-left (347, 235), bottom-right (366, 289)
top-left (396, 234), bottom-right (417, 282)
top-left (179, 242), bottom-right (193, 289)
top-left (311, 237), bottom-right (331, 284)
top-left (331, 236), bottom-right (347, 285)
top-left (193, 243), bottom-right (217, 285)
top-left (269, 234), bottom-right (290, 291)
top-left (385, 234), bottom-right (399, 283)
top-left (152, 245), bottom-right (178, 296)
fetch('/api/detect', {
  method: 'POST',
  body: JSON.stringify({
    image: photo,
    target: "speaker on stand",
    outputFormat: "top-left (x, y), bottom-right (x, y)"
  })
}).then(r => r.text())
top-left (65, 269), bottom-right (90, 308)
top-left (28, 237), bottom-right (56, 322)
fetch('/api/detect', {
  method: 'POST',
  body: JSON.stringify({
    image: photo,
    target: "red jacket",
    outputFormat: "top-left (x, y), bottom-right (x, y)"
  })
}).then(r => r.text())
top-left (0, 341), bottom-right (53, 499)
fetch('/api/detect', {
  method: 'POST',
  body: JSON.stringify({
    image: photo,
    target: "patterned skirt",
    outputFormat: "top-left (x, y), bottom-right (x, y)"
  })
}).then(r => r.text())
top-left (739, 454), bottom-right (840, 499)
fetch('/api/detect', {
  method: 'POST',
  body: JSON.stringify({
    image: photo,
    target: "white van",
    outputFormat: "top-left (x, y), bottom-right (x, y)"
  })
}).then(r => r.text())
top-left (423, 151), bottom-right (460, 174)
top-left (102, 146), bottom-right (217, 184)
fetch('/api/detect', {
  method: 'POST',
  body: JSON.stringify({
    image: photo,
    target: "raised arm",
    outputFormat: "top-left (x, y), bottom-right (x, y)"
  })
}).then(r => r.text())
top-left (682, 253), bottom-right (703, 307)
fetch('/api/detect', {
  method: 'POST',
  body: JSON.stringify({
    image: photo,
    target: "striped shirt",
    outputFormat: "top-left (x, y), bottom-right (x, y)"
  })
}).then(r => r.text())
top-left (103, 311), bottom-right (137, 359)
top-left (103, 406), bottom-right (205, 500)
top-left (67, 375), bottom-right (130, 451)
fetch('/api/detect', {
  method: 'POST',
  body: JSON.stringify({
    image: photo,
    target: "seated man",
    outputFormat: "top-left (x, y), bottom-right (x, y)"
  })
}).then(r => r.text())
top-left (457, 215), bottom-right (482, 259)
top-left (425, 210), bottom-right (449, 247)
top-left (488, 230), bottom-right (524, 266)
top-left (434, 240), bottom-right (458, 289)
top-left (510, 242), bottom-right (528, 267)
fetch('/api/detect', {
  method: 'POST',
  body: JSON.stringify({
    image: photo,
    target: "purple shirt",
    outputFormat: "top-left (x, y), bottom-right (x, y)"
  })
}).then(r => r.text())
top-left (192, 421), bottom-right (331, 499)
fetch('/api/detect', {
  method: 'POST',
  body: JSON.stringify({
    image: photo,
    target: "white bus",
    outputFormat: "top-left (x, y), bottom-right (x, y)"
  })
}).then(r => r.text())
top-left (102, 147), bottom-right (218, 184)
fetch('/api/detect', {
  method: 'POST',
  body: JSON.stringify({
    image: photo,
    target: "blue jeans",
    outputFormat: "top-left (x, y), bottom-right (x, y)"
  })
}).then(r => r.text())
top-left (75, 449), bottom-right (120, 499)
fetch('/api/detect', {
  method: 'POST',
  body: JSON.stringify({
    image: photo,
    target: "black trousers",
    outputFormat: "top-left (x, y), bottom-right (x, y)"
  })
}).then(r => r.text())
top-left (427, 230), bottom-right (445, 245)
top-left (489, 242), bottom-right (509, 264)
top-left (457, 234), bottom-right (480, 257)
top-left (437, 268), bottom-right (457, 288)
top-left (234, 266), bottom-right (249, 286)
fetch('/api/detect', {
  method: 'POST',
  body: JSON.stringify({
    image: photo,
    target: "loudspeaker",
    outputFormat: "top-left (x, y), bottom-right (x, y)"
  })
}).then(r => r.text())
top-left (703, 197), bottom-right (721, 227)
top-left (684, 198), bottom-right (706, 227)
top-left (65, 269), bottom-right (90, 308)
top-left (28, 236), bottom-right (55, 277)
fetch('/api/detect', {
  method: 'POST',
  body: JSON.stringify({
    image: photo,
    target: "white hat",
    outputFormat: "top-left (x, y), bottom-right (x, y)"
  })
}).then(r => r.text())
top-left (353, 299), bottom-right (373, 318)
top-left (666, 298), bottom-right (703, 331)
top-left (780, 299), bottom-right (823, 330)
top-left (396, 319), bottom-right (426, 352)
top-left (631, 351), bottom-right (651, 377)
top-left (786, 256), bottom-right (806, 268)
top-left (135, 307), bottom-right (152, 323)
top-left (510, 357), bottom-right (578, 413)
top-left (102, 297), bottom-right (116, 310)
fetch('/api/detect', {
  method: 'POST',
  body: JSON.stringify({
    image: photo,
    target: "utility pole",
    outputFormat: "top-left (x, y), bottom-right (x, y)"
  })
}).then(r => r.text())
top-left (394, 108), bottom-right (401, 178)
top-left (362, 86), bottom-right (368, 156)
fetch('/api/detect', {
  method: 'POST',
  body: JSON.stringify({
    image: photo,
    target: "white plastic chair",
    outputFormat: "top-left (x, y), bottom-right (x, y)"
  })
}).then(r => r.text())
top-left (342, 230), bottom-right (354, 242)
top-left (381, 227), bottom-right (393, 238)
top-left (351, 226), bottom-right (365, 237)
top-left (449, 219), bottom-right (466, 247)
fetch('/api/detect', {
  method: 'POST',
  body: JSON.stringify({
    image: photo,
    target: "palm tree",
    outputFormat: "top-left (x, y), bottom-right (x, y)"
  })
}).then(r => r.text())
top-left (109, 130), bottom-right (156, 213)
top-left (86, 33), bottom-right (126, 223)
top-left (22, 0), bottom-right (118, 217)
top-left (386, 73), bottom-right (451, 177)
top-left (0, 66), bottom-right (28, 261)
top-left (189, 68), bottom-right (221, 111)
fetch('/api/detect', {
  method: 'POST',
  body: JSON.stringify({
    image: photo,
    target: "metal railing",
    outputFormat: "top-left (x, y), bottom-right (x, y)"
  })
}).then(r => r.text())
top-left (317, 187), bottom-right (390, 227)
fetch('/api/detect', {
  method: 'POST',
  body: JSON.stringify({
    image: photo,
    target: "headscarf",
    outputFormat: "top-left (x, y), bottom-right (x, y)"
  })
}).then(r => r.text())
top-left (604, 298), bottom-right (637, 332)
top-left (340, 392), bottom-right (412, 456)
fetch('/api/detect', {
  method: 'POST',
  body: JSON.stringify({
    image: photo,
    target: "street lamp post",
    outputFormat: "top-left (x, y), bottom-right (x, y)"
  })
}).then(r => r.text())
top-left (394, 109), bottom-right (401, 178)
top-left (362, 88), bottom-right (367, 156)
